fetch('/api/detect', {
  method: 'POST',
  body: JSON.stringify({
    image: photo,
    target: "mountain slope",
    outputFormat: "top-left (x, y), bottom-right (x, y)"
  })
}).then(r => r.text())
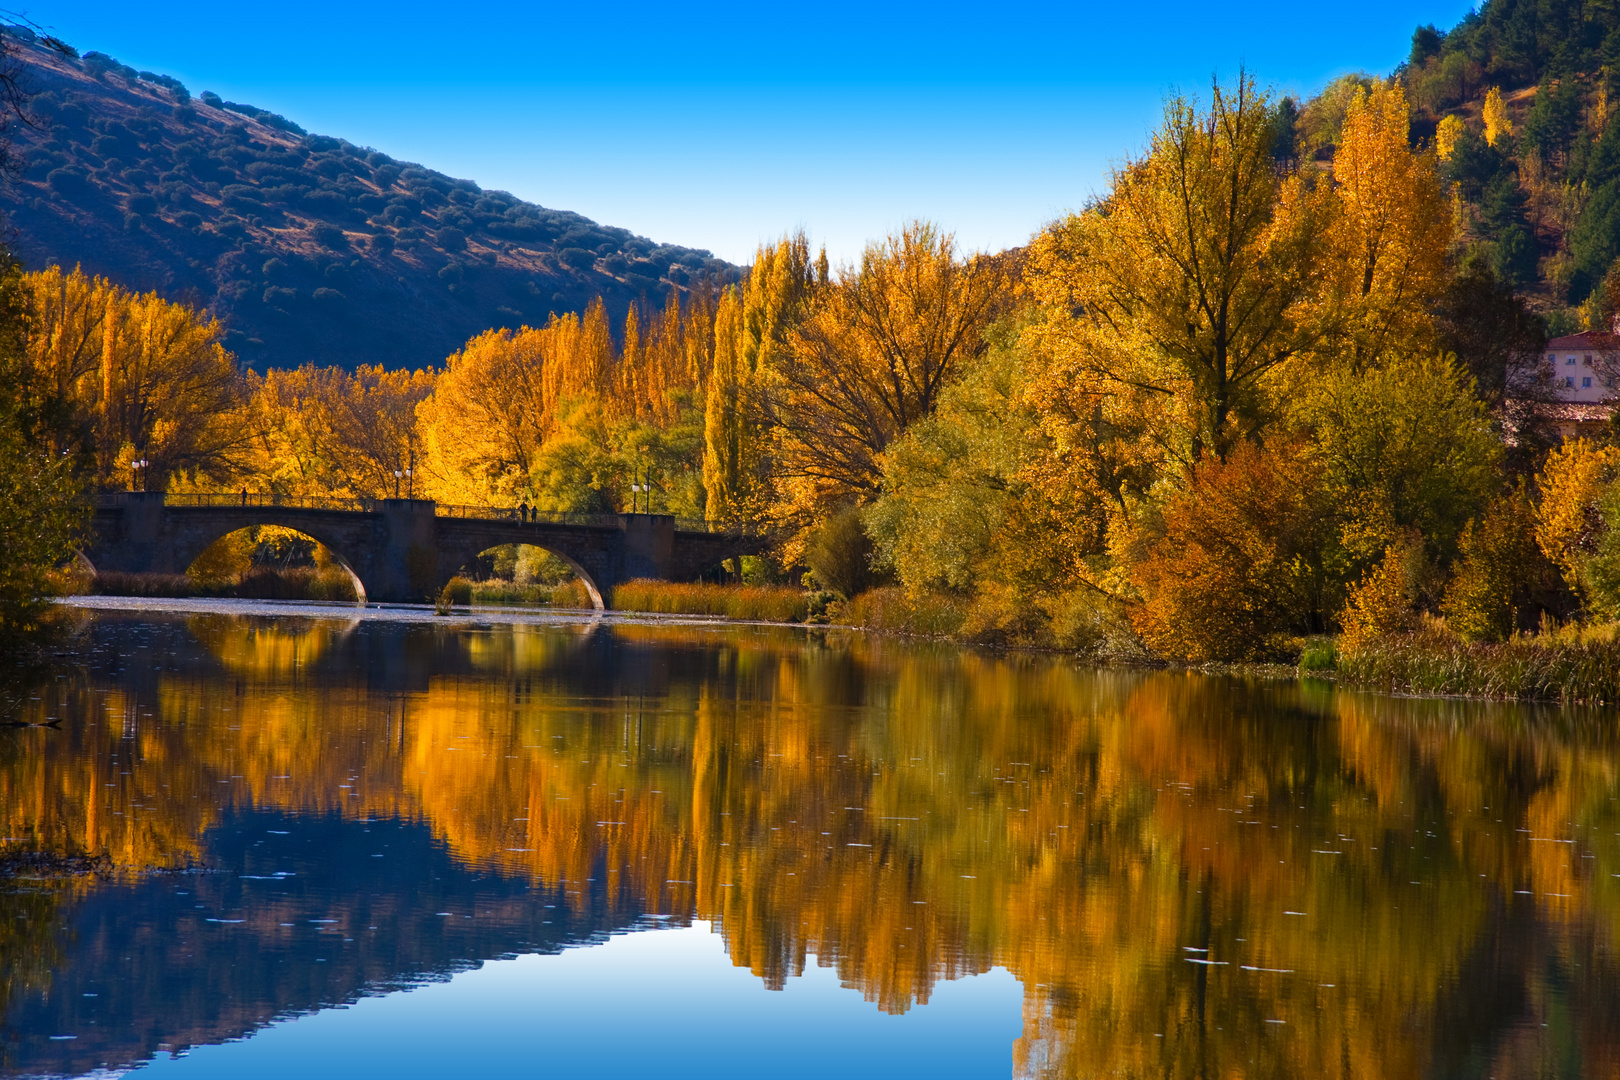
top-left (1396, 0), bottom-right (1620, 329)
top-left (1, 33), bottom-right (738, 372)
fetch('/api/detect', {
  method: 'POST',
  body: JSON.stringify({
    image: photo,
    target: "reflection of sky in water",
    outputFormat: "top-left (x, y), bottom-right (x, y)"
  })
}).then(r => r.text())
top-left (138, 925), bottom-right (1023, 1079)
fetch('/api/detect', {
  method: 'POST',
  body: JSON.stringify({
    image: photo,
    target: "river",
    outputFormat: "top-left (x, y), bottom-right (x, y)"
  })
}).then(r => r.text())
top-left (2, 601), bottom-right (1617, 1078)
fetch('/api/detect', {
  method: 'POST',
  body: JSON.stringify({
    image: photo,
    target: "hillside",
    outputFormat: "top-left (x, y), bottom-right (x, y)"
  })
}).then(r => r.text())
top-left (0, 31), bottom-right (737, 372)
top-left (1395, 0), bottom-right (1620, 330)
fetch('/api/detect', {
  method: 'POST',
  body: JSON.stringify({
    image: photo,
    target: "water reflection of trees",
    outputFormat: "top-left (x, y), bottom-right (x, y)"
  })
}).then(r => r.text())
top-left (2, 616), bottom-right (1618, 1077)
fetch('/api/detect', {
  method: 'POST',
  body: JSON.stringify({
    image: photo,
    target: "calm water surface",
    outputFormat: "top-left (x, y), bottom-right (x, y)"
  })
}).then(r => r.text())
top-left (2, 605), bottom-right (1619, 1078)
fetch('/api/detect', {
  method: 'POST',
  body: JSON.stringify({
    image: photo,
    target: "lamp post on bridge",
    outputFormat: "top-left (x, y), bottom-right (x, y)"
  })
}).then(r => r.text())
top-left (129, 457), bottom-right (148, 492)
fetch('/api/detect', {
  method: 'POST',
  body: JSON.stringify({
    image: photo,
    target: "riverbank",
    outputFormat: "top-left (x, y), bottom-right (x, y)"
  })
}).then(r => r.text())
top-left (1334, 624), bottom-right (1620, 705)
top-left (52, 594), bottom-right (821, 632)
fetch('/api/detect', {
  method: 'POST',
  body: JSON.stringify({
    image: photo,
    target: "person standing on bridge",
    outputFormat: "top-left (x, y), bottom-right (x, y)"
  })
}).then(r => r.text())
top-left (520, 500), bottom-right (530, 523)
top-left (240, 487), bottom-right (247, 508)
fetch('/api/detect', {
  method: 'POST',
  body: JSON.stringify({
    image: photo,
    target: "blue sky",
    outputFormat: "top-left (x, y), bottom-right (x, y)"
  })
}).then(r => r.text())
top-left (28, 0), bottom-right (1476, 264)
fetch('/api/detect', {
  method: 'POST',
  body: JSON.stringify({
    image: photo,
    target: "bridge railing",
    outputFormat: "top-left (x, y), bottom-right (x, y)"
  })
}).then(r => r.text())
top-left (94, 492), bottom-right (759, 534)
top-left (434, 503), bottom-right (623, 527)
top-left (97, 492), bottom-right (384, 512)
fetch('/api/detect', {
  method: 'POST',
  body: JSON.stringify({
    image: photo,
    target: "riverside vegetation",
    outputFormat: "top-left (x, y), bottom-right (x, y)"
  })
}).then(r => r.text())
top-left (9, 0), bottom-right (1620, 700)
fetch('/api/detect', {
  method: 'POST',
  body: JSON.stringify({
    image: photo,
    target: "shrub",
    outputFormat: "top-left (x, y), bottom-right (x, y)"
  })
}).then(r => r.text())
top-left (611, 580), bottom-right (809, 622)
top-left (840, 587), bottom-right (968, 638)
top-left (309, 222), bottom-right (347, 249)
top-left (125, 192), bottom-right (159, 216)
top-left (1130, 440), bottom-right (1333, 661)
top-left (46, 168), bottom-right (91, 199)
top-left (437, 226), bottom-right (467, 250)
top-left (805, 506), bottom-right (879, 597)
top-left (1441, 493), bottom-right (1542, 642)
top-left (557, 247), bottom-right (596, 270)
top-left (1298, 637), bottom-right (1338, 671)
top-left (1339, 535), bottom-right (1421, 649)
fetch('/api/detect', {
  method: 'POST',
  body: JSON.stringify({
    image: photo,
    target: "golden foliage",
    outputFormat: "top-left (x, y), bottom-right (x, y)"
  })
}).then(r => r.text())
top-left (22, 265), bottom-right (246, 489)
top-left (766, 222), bottom-right (1006, 529)
top-left (1129, 439), bottom-right (1333, 659)
top-left (1534, 438), bottom-right (1620, 608)
top-left (1025, 76), bottom-right (1327, 466)
top-left (1435, 114), bottom-right (1465, 160)
top-left (1339, 534), bottom-right (1421, 649)
top-left (1483, 86), bottom-right (1512, 147)
top-left (1322, 80), bottom-right (1453, 369)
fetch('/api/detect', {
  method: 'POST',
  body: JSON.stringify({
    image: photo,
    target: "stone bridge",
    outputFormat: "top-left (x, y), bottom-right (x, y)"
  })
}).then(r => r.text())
top-left (83, 493), bottom-right (764, 609)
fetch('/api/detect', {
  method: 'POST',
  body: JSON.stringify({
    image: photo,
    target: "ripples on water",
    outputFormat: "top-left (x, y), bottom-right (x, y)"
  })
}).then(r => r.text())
top-left (1, 607), bottom-right (1618, 1078)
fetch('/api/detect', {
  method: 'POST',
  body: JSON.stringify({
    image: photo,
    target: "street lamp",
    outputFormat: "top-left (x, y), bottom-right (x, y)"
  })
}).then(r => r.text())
top-left (129, 457), bottom-right (148, 492)
top-left (393, 469), bottom-right (402, 498)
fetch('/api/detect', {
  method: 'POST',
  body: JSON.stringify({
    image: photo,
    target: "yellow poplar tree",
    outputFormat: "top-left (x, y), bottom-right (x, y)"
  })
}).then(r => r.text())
top-left (1483, 86), bottom-right (1511, 146)
top-left (1435, 114), bottom-right (1464, 161)
top-left (702, 287), bottom-right (749, 521)
top-left (1320, 80), bottom-right (1453, 370)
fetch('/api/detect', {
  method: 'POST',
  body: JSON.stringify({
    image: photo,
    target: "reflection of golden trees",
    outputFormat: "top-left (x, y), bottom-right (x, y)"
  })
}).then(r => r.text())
top-left (4, 618), bottom-right (1620, 1076)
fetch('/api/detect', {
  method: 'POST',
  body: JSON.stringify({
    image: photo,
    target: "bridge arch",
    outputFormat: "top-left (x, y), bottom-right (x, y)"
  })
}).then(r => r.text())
top-left (441, 540), bottom-right (606, 611)
top-left (184, 525), bottom-right (368, 603)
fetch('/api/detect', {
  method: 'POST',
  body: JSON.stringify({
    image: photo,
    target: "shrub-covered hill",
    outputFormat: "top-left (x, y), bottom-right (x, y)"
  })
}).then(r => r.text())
top-left (1391, 0), bottom-right (1620, 328)
top-left (2, 33), bottom-right (739, 372)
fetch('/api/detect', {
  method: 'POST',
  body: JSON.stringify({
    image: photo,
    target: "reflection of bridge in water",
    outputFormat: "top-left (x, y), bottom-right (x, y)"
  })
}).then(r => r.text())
top-left (84, 492), bottom-right (763, 607)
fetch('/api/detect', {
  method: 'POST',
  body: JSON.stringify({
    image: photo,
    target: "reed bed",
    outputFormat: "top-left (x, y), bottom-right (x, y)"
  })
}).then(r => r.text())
top-left (441, 577), bottom-right (592, 608)
top-left (89, 568), bottom-right (358, 602)
top-left (1337, 625), bottom-right (1620, 704)
top-left (611, 580), bottom-right (810, 622)
top-left (838, 587), bottom-right (969, 638)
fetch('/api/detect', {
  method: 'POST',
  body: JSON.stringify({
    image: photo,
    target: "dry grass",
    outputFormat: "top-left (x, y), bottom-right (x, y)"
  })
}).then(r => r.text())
top-left (1337, 622), bottom-right (1620, 704)
top-left (838, 587), bottom-right (969, 638)
top-left (611, 580), bottom-right (809, 622)
top-left (441, 576), bottom-right (593, 608)
top-left (90, 568), bottom-right (357, 602)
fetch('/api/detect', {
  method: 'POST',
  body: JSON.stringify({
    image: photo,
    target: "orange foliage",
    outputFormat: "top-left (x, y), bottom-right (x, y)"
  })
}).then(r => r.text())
top-left (1130, 440), bottom-right (1333, 659)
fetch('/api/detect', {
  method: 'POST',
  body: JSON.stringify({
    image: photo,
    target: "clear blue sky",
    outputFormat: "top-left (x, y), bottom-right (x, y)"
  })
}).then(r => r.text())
top-left (27, 0), bottom-right (1475, 265)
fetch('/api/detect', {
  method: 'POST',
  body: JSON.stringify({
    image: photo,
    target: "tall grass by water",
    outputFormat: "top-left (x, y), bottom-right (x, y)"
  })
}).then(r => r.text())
top-left (1337, 623), bottom-right (1620, 704)
top-left (87, 568), bottom-right (358, 602)
top-left (611, 580), bottom-right (810, 622)
top-left (439, 577), bottom-right (593, 608)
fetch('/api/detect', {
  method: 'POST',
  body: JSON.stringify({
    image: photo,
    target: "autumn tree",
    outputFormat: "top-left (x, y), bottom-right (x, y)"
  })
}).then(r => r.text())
top-left (1026, 75), bottom-right (1328, 468)
top-left (764, 222), bottom-right (1006, 533)
top-left (1483, 86), bottom-right (1512, 147)
top-left (702, 233), bottom-right (821, 523)
top-left (1129, 439), bottom-right (1335, 660)
top-left (0, 256), bottom-right (87, 645)
top-left (243, 363), bottom-right (434, 499)
top-left (21, 265), bottom-right (246, 490)
top-left (1318, 80), bottom-right (1453, 370)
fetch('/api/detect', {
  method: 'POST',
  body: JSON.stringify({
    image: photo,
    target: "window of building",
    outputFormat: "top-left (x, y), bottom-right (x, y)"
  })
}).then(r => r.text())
top-left (1584, 376), bottom-right (1593, 388)
top-left (1568, 356), bottom-right (1578, 365)
top-left (1567, 376), bottom-right (1576, 387)
top-left (1585, 354), bottom-right (1594, 366)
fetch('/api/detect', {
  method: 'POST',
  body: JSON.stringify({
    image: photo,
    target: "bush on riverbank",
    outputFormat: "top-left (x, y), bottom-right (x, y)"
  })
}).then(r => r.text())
top-left (440, 576), bottom-right (592, 608)
top-left (612, 580), bottom-right (809, 622)
top-left (1336, 621), bottom-right (1620, 704)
